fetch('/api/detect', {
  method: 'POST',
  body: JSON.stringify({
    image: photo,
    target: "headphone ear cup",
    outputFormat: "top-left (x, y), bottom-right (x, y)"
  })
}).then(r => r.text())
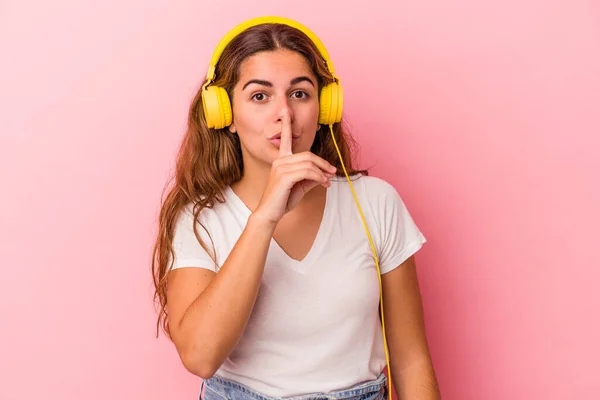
top-left (334, 83), bottom-right (343, 123)
top-left (202, 85), bottom-right (232, 129)
top-left (319, 82), bottom-right (343, 125)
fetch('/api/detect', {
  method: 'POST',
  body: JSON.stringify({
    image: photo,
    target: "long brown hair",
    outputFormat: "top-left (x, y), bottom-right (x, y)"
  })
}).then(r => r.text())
top-left (151, 23), bottom-right (368, 339)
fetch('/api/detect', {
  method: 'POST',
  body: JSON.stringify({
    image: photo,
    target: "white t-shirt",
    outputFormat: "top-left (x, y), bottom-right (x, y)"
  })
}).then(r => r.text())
top-left (171, 174), bottom-right (427, 397)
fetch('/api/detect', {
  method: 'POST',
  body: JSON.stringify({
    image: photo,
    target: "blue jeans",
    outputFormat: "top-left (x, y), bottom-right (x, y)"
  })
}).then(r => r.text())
top-left (199, 373), bottom-right (388, 400)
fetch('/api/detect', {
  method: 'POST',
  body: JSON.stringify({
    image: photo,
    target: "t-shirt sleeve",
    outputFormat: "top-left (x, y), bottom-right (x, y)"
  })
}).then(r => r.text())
top-left (374, 179), bottom-right (427, 274)
top-left (170, 205), bottom-right (218, 272)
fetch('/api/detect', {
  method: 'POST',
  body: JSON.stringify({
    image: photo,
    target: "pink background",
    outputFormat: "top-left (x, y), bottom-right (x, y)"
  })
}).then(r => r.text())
top-left (1, 0), bottom-right (598, 399)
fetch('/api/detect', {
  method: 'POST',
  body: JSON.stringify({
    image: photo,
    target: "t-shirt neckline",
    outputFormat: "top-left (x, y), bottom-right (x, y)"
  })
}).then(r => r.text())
top-left (224, 184), bottom-right (335, 268)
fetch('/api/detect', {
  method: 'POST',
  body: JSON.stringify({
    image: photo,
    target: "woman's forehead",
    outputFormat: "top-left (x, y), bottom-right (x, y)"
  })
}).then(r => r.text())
top-left (237, 50), bottom-right (315, 84)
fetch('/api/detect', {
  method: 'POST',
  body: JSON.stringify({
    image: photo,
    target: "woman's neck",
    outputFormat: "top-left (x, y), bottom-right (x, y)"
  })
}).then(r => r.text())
top-left (230, 175), bottom-right (268, 212)
top-left (231, 163), bottom-right (325, 214)
top-left (230, 156), bottom-right (274, 212)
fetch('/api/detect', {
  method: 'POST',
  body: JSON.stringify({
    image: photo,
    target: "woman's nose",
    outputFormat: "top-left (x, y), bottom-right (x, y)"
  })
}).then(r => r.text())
top-left (276, 102), bottom-right (294, 123)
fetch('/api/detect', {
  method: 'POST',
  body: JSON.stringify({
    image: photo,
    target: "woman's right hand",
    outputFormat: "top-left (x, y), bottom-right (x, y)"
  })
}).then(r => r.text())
top-left (253, 109), bottom-right (337, 225)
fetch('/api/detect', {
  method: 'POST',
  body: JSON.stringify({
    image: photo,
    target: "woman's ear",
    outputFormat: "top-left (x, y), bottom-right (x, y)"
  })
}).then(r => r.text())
top-left (228, 122), bottom-right (237, 134)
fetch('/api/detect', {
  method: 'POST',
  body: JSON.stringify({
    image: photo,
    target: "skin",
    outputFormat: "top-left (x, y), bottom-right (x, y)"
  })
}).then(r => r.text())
top-left (228, 48), bottom-right (327, 215)
top-left (167, 48), bottom-right (441, 398)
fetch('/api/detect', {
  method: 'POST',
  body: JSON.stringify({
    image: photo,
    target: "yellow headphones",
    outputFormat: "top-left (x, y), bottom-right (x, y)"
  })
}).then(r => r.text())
top-left (202, 16), bottom-right (393, 400)
top-left (201, 16), bottom-right (343, 130)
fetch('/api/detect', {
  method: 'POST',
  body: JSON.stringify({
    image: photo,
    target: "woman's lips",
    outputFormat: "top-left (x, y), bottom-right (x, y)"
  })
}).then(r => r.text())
top-left (269, 137), bottom-right (298, 147)
top-left (268, 133), bottom-right (299, 148)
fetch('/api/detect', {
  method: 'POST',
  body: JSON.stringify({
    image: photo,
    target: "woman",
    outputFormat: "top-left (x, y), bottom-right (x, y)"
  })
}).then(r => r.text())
top-left (152, 16), bottom-right (440, 400)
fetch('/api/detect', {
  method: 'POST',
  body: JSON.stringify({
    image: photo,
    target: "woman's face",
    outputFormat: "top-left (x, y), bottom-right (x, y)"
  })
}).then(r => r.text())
top-left (228, 49), bottom-right (320, 167)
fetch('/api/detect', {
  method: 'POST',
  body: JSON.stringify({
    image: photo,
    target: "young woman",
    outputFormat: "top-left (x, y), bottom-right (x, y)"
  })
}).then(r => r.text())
top-left (152, 16), bottom-right (440, 400)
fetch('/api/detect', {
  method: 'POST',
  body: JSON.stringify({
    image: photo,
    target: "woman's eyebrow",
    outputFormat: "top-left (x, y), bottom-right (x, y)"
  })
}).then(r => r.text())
top-left (242, 76), bottom-right (315, 91)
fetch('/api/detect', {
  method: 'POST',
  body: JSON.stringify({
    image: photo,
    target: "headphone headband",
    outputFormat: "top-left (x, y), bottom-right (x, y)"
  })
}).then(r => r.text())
top-left (204, 16), bottom-right (338, 85)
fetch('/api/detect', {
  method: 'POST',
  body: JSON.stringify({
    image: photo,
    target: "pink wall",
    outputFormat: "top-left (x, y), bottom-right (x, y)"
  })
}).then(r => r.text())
top-left (1, 1), bottom-right (598, 399)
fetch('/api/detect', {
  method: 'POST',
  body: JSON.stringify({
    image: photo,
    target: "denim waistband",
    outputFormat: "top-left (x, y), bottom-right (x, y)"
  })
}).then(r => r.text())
top-left (200, 372), bottom-right (388, 400)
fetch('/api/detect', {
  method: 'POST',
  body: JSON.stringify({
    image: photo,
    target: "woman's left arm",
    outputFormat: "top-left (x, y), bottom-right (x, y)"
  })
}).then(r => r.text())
top-left (381, 255), bottom-right (441, 399)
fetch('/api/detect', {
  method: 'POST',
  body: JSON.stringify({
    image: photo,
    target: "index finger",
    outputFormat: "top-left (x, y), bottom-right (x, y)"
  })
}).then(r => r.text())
top-left (279, 109), bottom-right (293, 157)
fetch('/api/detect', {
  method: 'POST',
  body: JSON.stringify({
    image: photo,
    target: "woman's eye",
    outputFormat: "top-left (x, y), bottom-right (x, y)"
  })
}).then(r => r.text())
top-left (251, 93), bottom-right (267, 102)
top-left (292, 91), bottom-right (308, 99)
